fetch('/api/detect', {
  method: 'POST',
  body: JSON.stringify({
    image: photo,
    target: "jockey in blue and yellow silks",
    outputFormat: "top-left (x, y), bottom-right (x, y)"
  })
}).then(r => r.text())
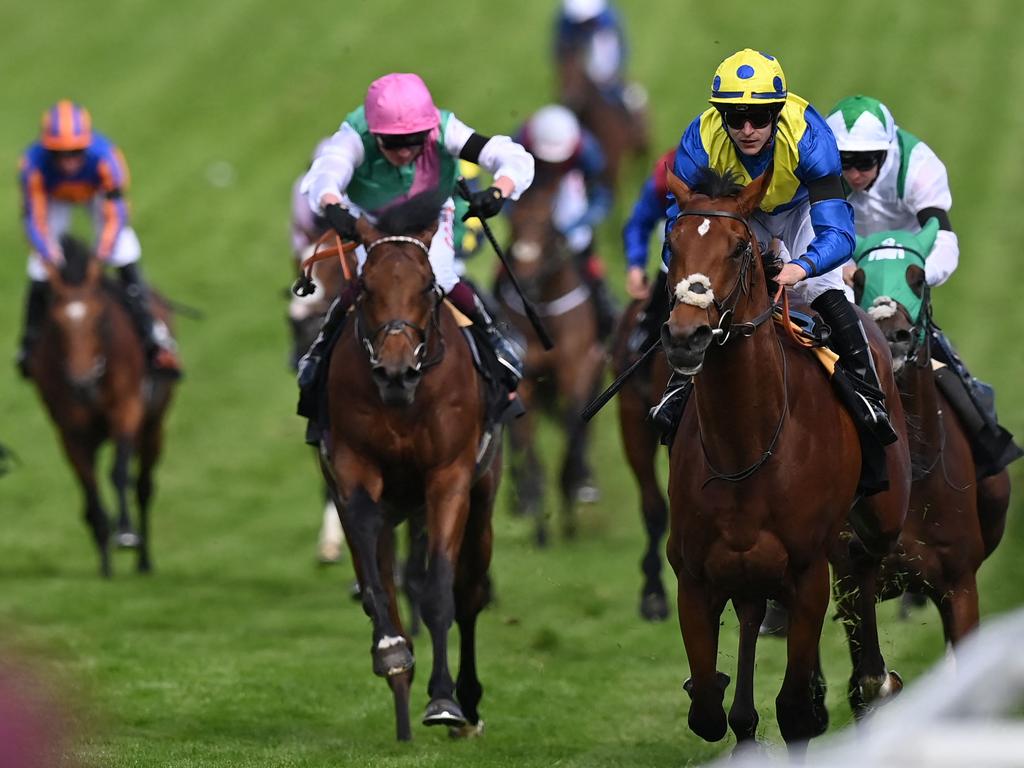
top-left (651, 49), bottom-right (898, 446)
top-left (16, 100), bottom-right (180, 377)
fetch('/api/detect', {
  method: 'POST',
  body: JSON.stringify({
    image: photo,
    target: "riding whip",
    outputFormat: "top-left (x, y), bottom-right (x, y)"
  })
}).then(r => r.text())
top-left (581, 338), bottom-right (662, 422)
top-left (456, 177), bottom-right (554, 350)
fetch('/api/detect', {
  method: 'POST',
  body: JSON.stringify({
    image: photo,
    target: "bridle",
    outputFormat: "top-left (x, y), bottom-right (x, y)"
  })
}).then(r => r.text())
top-left (354, 235), bottom-right (445, 372)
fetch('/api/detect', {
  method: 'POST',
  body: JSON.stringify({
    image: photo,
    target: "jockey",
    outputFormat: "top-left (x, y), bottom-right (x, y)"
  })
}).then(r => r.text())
top-left (652, 49), bottom-right (898, 445)
top-left (516, 104), bottom-right (617, 339)
top-left (297, 73), bottom-right (534, 402)
top-left (16, 100), bottom-right (180, 377)
top-left (622, 147), bottom-right (675, 349)
top-left (829, 95), bottom-right (1021, 473)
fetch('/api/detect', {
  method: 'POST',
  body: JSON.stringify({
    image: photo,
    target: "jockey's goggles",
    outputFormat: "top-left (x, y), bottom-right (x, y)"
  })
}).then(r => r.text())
top-left (50, 148), bottom-right (86, 159)
top-left (720, 107), bottom-right (776, 130)
top-left (376, 131), bottom-right (430, 150)
top-left (840, 151), bottom-right (885, 171)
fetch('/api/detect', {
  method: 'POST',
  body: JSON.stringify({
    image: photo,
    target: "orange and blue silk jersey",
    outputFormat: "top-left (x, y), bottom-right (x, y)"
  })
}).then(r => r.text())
top-left (669, 93), bottom-right (854, 277)
top-left (19, 133), bottom-right (130, 261)
top-left (624, 148), bottom-right (674, 271)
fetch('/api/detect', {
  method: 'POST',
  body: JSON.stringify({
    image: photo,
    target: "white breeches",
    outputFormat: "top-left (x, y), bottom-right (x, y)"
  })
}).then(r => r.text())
top-left (27, 199), bottom-right (140, 281)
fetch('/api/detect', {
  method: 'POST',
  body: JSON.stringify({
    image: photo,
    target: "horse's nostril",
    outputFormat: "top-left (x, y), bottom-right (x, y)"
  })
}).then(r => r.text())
top-left (402, 368), bottom-right (422, 384)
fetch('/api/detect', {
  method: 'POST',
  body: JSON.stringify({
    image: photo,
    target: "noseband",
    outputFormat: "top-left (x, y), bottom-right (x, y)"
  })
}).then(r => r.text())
top-left (355, 235), bottom-right (445, 372)
top-left (673, 209), bottom-right (777, 345)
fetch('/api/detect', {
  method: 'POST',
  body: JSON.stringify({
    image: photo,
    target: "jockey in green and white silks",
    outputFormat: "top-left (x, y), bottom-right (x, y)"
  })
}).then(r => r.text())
top-left (826, 95), bottom-right (958, 287)
top-left (652, 49), bottom-right (898, 447)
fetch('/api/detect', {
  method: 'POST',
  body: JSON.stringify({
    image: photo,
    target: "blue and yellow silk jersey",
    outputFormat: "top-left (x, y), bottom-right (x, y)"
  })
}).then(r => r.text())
top-left (670, 93), bottom-right (854, 277)
top-left (624, 148), bottom-right (674, 271)
top-left (19, 133), bottom-right (130, 261)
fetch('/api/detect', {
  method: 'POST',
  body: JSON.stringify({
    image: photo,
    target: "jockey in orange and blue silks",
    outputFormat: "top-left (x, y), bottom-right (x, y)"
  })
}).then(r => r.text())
top-left (652, 49), bottom-right (898, 449)
top-left (16, 100), bottom-right (180, 377)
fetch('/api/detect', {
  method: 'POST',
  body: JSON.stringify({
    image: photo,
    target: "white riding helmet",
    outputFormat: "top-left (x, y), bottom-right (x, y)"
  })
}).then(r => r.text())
top-left (527, 105), bottom-right (581, 163)
top-left (563, 0), bottom-right (606, 23)
top-left (826, 95), bottom-right (897, 152)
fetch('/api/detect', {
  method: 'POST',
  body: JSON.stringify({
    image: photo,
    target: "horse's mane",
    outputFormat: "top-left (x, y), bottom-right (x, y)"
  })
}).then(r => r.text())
top-left (376, 190), bottom-right (446, 237)
top-left (59, 235), bottom-right (95, 285)
top-left (691, 167), bottom-right (744, 199)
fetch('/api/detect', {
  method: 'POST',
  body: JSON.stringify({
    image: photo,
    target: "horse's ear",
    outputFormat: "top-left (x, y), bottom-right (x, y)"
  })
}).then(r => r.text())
top-left (736, 164), bottom-right (774, 217)
top-left (85, 255), bottom-right (103, 285)
top-left (416, 219), bottom-right (440, 247)
top-left (665, 170), bottom-right (693, 208)
top-left (906, 264), bottom-right (926, 298)
top-left (42, 259), bottom-right (65, 292)
top-left (354, 215), bottom-right (380, 245)
top-left (852, 268), bottom-right (866, 306)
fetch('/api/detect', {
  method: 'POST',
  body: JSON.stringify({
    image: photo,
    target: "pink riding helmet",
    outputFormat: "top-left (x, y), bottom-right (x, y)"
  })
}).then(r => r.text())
top-left (365, 73), bottom-right (440, 135)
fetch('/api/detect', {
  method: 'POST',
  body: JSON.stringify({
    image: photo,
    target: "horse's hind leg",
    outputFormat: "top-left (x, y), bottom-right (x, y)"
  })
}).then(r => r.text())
top-left (777, 558), bottom-right (831, 754)
top-left (507, 404), bottom-right (547, 546)
top-left (729, 598), bottom-right (766, 745)
top-left (977, 470), bottom-right (1010, 558)
top-left (61, 430), bottom-right (111, 577)
top-left (134, 416), bottom-right (165, 573)
top-left (935, 573), bottom-right (980, 648)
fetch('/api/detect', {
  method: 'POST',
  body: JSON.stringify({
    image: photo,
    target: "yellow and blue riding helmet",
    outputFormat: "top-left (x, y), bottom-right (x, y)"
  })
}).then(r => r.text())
top-left (709, 49), bottom-right (787, 111)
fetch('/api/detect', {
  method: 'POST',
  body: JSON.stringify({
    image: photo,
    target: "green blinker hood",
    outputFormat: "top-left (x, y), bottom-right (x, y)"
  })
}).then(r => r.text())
top-left (853, 217), bottom-right (939, 325)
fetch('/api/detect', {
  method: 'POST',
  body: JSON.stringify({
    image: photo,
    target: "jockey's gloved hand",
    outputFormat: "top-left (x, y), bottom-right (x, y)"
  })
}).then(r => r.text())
top-left (462, 186), bottom-right (505, 221)
top-left (324, 203), bottom-right (358, 241)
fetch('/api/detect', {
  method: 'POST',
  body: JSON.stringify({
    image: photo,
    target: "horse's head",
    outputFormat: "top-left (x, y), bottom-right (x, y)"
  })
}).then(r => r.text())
top-left (43, 237), bottom-right (108, 397)
top-left (660, 167), bottom-right (772, 374)
top-left (355, 192), bottom-right (443, 406)
top-left (506, 179), bottom-right (564, 289)
top-left (853, 258), bottom-right (928, 376)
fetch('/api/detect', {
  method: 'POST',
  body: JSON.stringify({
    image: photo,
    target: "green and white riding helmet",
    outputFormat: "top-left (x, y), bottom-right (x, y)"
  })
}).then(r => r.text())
top-left (825, 95), bottom-right (896, 152)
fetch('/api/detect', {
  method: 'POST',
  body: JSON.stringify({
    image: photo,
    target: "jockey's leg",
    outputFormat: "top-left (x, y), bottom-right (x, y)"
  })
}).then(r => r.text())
top-left (811, 288), bottom-right (898, 445)
top-left (296, 280), bottom-right (361, 392)
top-left (648, 370), bottom-right (693, 445)
top-left (446, 281), bottom-right (523, 391)
top-left (16, 280), bottom-right (49, 378)
top-left (575, 242), bottom-right (618, 341)
top-left (117, 264), bottom-right (181, 375)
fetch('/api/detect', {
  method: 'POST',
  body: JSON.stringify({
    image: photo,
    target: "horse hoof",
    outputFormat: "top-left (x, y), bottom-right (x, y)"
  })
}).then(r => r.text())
top-left (423, 698), bottom-right (466, 728)
top-left (371, 637), bottom-right (414, 678)
top-left (639, 592), bottom-right (669, 622)
top-left (574, 483), bottom-right (600, 505)
top-left (317, 547), bottom-right (343, 565)
top-left (758, 601), bottom-right (788, 637)
top-left (115, 531), bottom-right (141, 549)
top-left (449, 718), bottom-right (484, 739)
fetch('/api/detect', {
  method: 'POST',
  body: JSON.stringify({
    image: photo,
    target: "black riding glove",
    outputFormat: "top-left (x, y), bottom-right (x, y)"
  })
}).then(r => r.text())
top-left (324, 203), bottom-right (358, 240)
top-left (462, 186), bottom-right (506, 221)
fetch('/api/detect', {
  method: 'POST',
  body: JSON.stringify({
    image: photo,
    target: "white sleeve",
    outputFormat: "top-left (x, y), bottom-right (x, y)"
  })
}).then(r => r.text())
top-left (443, 114), bottom-right (535, 201)
top-left (926, 228), bottom-right (959, 286)
top-left (300, 123), bottom-right (365, 214)
top-left (902, 142), bottom-right (953, 213)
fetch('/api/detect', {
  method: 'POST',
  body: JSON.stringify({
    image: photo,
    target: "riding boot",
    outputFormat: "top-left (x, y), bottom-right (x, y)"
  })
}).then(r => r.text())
top-left (16, 280), bottom-right (48, 379)
top-left (812, 289), bottom-right (898, 445)
top-left (118, 265), bottom-right (181, 376)
top-left (463, 290), bottom-right (524, 391)
top-left (579, 251), bottom-right (619, 341)
top-left (296, 281), bottom-right (360, 405)
top-left (648, 370), bottom-right (693, 446)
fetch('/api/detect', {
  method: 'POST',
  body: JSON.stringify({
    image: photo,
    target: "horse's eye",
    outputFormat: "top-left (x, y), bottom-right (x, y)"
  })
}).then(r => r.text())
top-left (732, 241), bottom-right (750, 259)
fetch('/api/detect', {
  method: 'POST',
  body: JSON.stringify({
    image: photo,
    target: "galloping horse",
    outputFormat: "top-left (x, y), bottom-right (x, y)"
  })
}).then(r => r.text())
top-left (851, 245), bottom-right (1010, 652)
top-left (557, 55), bottom-right (646, 188)
top-left (318, 193), bottom-right (500, 741)
top-left (501, 175), bottom-right (606, 545)
top-left (26, 235), bottom-right (177, 577)
top-left (661, 168), bottom-right (909, 752)
top-left (611, 292), bottom-right (671, 620)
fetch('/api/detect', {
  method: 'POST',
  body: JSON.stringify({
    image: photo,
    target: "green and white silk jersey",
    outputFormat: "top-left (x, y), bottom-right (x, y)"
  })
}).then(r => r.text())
top-left (301, 107), bottom-right (533, 218)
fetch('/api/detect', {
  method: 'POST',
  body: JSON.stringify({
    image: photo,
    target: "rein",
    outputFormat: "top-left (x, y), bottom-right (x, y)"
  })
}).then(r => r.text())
top-left (294, 232), bottom-right (358, 296)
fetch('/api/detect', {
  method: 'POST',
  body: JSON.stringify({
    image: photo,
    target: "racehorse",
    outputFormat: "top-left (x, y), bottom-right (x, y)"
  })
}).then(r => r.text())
top-left (26, 235), bottom-right (177, 577)
top-left (557, 54), bottom-right (647, 188)
top-left (318, 192), bottom-right (501, 741)
top-left (610, 290), bottom-right (671, 620)
top-left (661, 168), bottom-right (909, 753)
top-left (850, 257), bottom-right (1010, 655)
top-left (500, 174), bottom-right (606, 546)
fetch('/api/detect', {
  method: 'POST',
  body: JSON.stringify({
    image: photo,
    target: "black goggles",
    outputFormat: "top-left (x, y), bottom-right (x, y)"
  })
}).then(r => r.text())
top-left (721, 108), bottom-right (776, 130)
top-left (376, 131), bottom-right (430, 150)
top-left (51, 149), bottom-right (86, 159)
top-left (841, 151), bottom-right (885, 171)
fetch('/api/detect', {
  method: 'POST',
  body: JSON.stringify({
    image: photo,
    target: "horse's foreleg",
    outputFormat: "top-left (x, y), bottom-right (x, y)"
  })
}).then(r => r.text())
top-left (60, 429), bottom-right (111, 577)
top-left (420, 466), bottom-right (473, 728)
top-left (676, 568), bottom-right (729, 743)
top-left (110, 436), bottom-right (140, 549)
top-left (135, 416), bottom-right (165, 573)
top-left (729, 598), bottom-right (766, 744)
top-left (777, 558), bottom-right (831, 751)
top-left (403, 517), bottom-right (428, 637)
top-left (378, 524), bottom-right (414, 742)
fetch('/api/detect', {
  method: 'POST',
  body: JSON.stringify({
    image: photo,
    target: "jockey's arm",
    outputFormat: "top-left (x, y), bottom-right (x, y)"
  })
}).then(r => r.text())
top-left (577, 133), bottom-right (613, 227)
top-left (446, 115), bottom-right (534, 200)
top-left (791, 174), bottom-right (855, 280)
top-left (302, 123), bottom-right (365, 214)
top-left (95, 149), bottom-right (130, 261)
top-left (918, 207), bottom-right (958, 286)
top-left (623, 176), bottom-right (663, 273)
top-left (904, 144), bottom-right (957, 287)
top-left (20, 160), bottom-right (56, 262)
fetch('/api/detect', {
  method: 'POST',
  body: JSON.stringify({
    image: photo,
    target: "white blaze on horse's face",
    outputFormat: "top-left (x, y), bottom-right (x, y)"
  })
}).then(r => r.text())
top-left (512, 241), bottom-right (542, 264)
top-left (674, 273), bottom-right (715, 309)
top-left (63, 301), bottom-right (88, 323)
top-left (697, 218), bottom-right (711, 237)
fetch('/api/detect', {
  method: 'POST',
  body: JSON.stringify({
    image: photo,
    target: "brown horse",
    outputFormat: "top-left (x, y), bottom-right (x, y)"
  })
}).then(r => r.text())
top-left (611, 287), bottom-right (671, 620)
top-left (26, 236), bottom-right (177, 577)
top-left (501, 175), bottom-right (607, 545)
top-left (557, 55), bottom-right (647, 188)
top-left (318, 194), bottom-right (500, 741)
top-left (661, 169), bottom-right (910, 753)
top-left (851, 262), bottom-right (1010, 651)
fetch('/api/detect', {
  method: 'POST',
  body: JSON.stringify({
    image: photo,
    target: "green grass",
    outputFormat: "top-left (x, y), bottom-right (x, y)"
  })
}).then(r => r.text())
top-left (1, 1), bottom-right (1023, 765)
